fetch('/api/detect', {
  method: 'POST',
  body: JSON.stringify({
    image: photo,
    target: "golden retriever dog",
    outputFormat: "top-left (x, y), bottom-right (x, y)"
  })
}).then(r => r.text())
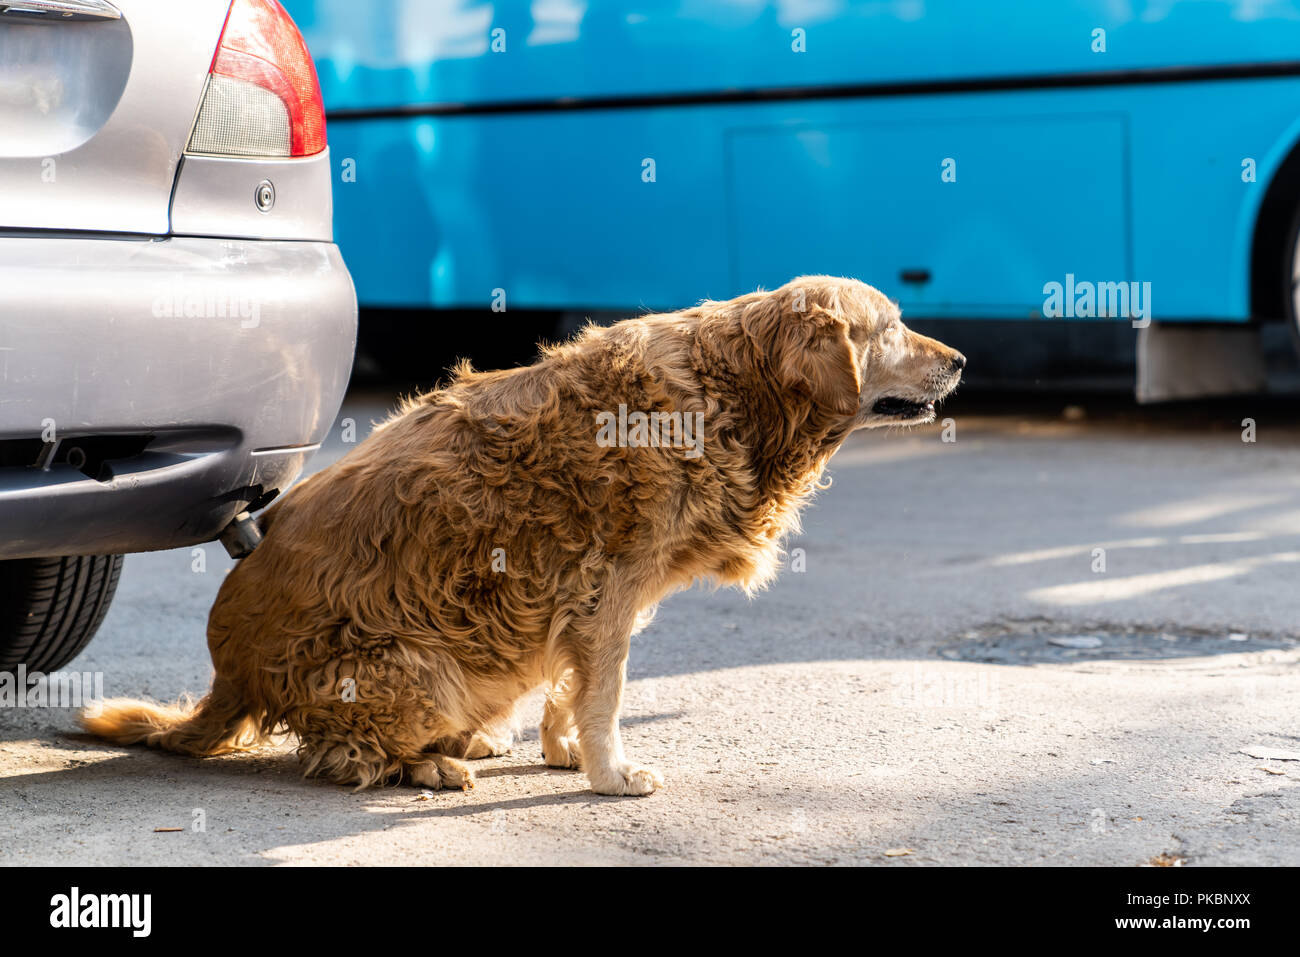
top-left (83, 276), bottom-right (964, 795)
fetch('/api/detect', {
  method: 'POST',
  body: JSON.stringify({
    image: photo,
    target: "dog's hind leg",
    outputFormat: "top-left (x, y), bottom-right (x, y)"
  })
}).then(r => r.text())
top-left (541, 676), bottom-right (581, 769)
top-left (404, 754), bottom-right (475, 791)
top-left (431, 717), bottom-right (515, 760)
top-left (463, 720), bottom-right (514, 759)
top-left (300, 738), bottom-right (474, 791)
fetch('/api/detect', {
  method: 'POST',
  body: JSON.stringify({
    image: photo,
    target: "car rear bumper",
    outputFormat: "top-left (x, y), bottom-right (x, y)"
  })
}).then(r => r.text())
top-left (0, 235), bottom-right (356, 560)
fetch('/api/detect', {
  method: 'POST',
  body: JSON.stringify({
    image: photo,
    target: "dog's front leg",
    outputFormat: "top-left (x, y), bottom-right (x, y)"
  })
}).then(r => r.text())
top-left (564, 591), bottom-right (663, 796)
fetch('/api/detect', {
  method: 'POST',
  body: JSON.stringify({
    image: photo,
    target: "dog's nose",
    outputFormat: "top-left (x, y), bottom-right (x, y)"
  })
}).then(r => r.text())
top-left (950, 352), bottom-right (966, 372)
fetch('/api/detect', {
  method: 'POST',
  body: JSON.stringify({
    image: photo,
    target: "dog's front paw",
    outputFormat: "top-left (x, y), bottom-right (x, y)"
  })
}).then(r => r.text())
top-left (589, 763), bottom-right (664, 796)
top-left (542, 733), bottom-right (582, 769)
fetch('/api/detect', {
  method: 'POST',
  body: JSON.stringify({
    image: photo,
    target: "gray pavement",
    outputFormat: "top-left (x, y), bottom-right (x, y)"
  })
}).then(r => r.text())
top-left (2, 391), bottom-right (1299, 865)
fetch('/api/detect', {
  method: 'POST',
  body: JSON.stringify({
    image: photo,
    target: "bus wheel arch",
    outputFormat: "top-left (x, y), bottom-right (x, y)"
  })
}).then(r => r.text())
top-left (1250, 136), bottom-right (1300, 334)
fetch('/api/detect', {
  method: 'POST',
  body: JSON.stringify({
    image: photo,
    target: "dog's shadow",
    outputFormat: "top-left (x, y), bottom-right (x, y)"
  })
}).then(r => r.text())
top-left (2, 711), bottom-right (683, 865)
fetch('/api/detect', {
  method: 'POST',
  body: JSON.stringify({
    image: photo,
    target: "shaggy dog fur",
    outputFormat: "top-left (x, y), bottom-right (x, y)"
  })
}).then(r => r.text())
top-left (83, 276), bottom-right (964, 795)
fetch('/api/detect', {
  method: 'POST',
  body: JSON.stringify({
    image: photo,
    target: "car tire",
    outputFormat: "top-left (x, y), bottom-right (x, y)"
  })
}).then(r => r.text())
top-left (0, 554), bottom-right (123, 672)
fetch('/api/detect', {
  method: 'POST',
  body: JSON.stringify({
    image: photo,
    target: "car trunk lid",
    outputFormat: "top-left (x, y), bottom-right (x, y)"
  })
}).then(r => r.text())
top-left (0, 0), bottom-right (233, 234)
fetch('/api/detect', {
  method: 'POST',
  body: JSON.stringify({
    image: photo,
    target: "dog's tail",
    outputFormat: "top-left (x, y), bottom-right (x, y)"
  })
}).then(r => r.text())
top-left (81, 677), bottom-right (262, 756)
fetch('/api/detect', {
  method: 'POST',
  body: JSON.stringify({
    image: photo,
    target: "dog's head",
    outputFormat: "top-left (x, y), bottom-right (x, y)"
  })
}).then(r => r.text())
top-left (740, 276), bottom-right (965, 429)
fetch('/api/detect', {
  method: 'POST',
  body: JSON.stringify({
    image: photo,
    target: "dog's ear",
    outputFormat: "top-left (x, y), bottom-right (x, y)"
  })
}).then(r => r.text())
top-left (742, 292), bottom-right (861, 418)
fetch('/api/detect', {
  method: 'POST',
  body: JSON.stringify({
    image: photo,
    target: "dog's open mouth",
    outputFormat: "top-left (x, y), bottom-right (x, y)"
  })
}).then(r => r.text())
top-left (871, 396), bottom-right (936, 418)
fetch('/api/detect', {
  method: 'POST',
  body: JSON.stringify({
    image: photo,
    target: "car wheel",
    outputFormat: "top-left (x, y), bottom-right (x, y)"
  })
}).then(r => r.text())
top-left (0, 554), bottom-right (123, 672)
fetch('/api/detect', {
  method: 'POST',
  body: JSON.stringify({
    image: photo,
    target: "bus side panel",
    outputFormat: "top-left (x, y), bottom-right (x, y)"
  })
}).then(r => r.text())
top-left (726, 115), bottom-right (1127, 316)
top-left (286, 0), bottom-right (1300, 112)
top-left (328, 77), bottom-right (1300, 319)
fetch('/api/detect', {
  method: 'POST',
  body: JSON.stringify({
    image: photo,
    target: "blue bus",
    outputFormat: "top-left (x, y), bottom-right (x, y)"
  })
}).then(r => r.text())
top-left (281, 0), bottom-right (1300, 382)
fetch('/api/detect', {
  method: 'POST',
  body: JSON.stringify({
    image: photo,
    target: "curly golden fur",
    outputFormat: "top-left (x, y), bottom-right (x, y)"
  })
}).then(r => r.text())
top-left (83, 276), bottom-right (964, 795)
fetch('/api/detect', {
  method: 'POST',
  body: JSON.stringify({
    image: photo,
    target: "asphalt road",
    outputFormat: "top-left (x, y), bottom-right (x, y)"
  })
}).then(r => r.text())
top-left (3, 390), bottom-right (1299, 865)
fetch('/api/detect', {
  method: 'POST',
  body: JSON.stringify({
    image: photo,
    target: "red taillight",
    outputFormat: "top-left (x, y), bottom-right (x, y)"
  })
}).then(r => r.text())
top-left (188, 0), bottom-right (326, 158)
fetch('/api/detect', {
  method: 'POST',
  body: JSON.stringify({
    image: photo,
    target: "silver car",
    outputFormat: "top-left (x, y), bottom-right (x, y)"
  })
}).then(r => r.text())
top-left (0, 0), bottom-right (356, 671)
